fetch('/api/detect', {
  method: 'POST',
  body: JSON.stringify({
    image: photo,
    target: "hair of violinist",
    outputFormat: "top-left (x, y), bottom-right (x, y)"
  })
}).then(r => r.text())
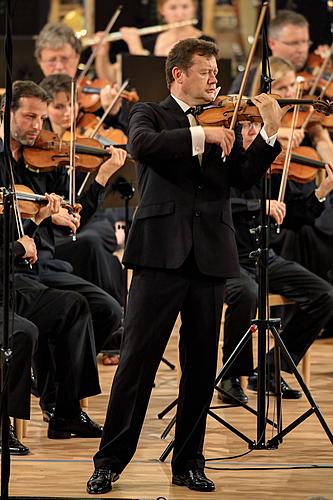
top-left (35, 22), bottom-right (82, 60)
top-left (250, 56), bottom-right (295, 96)
top-left (39, 73), bottom-right (72, 101)
top-left (165, 38), bottom-right (218, 89)
top-left (268, 10), bottom-right (309, 40)
top-left (0, 81), bottom-right (50, 121)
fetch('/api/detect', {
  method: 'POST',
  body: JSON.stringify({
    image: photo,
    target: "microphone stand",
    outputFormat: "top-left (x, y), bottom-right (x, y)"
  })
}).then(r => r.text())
top-left (1, 1), bottom-right (14, 498)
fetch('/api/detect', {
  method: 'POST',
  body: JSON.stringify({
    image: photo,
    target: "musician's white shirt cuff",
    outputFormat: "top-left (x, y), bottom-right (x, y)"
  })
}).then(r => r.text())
top-left (190, 126), bottom-right (205, 156)
top-left (260, 127), bottom-right (277, 146)
top-left (190, 125), bottom-right (276, 157)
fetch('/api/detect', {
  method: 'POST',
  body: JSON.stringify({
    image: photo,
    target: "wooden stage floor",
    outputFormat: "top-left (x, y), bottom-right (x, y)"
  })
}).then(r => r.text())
top-left (6, 322), bottom-right (333, 499)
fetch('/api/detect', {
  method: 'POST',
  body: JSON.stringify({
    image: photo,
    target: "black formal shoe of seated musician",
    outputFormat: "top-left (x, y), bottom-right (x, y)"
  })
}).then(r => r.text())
top-left (42, 406), bottom-right (55, 423)
top-left (172, 469), bottom-right (215, 492)
top-left (247, 371), bottom-right (302, 399)
top-left (86, 467), bottom-right (119, 494)
top-left (217, 377), bottom-right (248, 404)
top-left (48, 410), bottom-right (103, 439)
top-left (0, 425), bottom-right (30, 455)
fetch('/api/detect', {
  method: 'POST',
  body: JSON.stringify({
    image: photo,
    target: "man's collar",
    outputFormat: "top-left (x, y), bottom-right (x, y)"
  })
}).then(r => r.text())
top-left (170, 94), bottom-right (191, 114)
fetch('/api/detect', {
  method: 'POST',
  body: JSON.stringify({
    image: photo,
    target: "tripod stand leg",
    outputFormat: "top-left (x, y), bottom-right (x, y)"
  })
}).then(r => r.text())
top-left (157, 397), bottom-right (178, 419)
top-left (161, 356), bottom-right (176, 370)
top-left (215, 325), bottom-right (255, 386)
top-left (159, 437), bottom-right (175, 462)
top-left (161, 415), bottom-right (176, 440)
top-left (267, 325), bottom-right (333, 447)
top-left (273, 340), bottom-right (283, 441)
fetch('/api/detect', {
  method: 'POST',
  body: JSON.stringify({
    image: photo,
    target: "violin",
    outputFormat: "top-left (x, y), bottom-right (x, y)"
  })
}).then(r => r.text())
top-left (271, 146), bottom-right (325, 183)
top-left (0, 184), bottom-right (82, 218)
top-left (192, 95), bottom-right (333, 128)
top-left (73, 112), bottom-right (128, 146)
top-left (78, 78), bottom-right (139, 113)
top-left (297, 51), bottom-right (333, 101)
top-left (23, 129), bottom-right (112, 172)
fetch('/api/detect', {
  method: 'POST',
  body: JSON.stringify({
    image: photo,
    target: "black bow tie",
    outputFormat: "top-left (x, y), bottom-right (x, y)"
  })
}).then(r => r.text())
top-left (186, 105), bottom-right (208, 118)
top-left (186, 106), bottom-right (197, 116)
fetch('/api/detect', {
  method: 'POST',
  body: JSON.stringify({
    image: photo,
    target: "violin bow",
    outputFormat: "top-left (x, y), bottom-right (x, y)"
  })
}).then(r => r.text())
top-left (278, 81), bottom-right (303, 204)
top-left (77, 5), bottom-right (123, 86)
top-left (68, 78), bottom-right (78, 241)
top-left (77, 78), bottom-right (130, 197)
top-left (228, 1), bottom-right (269, 132)
top-left (308, 42), bottom-right (333, 97)
top-left (301, 71), bottom-right (333, 131)
top-left (5, 159), bottom-right (33, 266)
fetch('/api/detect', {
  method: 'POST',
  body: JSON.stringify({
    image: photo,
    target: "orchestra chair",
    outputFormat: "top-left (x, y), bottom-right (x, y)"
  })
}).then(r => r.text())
top-left (269, 294), bottom-right (311, 387)
top-left (13, 418), bottom-right (27, 441)
top-left (220, 293), bottom-right (311, 388)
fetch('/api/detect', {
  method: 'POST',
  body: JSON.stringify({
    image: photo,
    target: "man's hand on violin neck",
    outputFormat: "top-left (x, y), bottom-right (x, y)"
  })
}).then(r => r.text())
top-left (18, 235), bottom-right (38, 264)
top-left (95, 146), bottom-right (127, 186)
top-left (252, 94), bottom-right (289, 138)
top-left (51, 206), bottom-right (81, 234)
top-left (203, 127), bottom-right (235, 156)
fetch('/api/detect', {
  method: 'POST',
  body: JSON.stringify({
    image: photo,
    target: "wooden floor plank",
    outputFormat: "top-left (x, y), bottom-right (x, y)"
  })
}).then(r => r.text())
top-left (5, 324), bottom-right (333, 499)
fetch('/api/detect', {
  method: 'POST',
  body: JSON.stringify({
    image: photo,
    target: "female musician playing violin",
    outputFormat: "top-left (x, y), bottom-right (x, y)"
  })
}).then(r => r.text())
top-left (39, 73), bottom-right (128, 363)
top-left (250, 56), bottom-right (333, 295)
top-left (40, 73), bottom-right (127, 143)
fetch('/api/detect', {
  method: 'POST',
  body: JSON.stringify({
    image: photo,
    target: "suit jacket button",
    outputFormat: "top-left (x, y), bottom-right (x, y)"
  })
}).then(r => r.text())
top-left (194, 210), bottom-right (201, 217)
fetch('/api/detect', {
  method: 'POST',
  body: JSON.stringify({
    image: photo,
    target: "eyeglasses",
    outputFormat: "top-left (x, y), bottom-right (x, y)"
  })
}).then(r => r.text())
top-left (279, 40), bottom-right (312, 48)
top-left (240, 121), bottom-right (261, 130)
top-left (40, 55), bottom-right (76, 67)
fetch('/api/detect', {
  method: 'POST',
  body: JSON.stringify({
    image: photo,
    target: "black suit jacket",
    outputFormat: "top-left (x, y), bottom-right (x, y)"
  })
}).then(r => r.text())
top-left (123, 95), bottom-right (281, 278)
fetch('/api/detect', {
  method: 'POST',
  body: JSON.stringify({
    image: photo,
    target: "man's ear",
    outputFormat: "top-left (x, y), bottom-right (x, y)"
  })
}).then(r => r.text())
top-left (172, 66), bottom-right (183, 84)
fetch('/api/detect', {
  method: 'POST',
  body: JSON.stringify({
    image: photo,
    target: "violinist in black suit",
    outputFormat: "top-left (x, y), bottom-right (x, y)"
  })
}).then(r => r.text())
top-left (87, 38), bottom-right (286, 495)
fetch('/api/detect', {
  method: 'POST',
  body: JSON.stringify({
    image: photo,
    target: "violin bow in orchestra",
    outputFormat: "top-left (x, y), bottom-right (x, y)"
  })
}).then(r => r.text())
top-left (77, 6), bottom-right (123, 86)
top-left (77, 79), bottom-right (130, 197)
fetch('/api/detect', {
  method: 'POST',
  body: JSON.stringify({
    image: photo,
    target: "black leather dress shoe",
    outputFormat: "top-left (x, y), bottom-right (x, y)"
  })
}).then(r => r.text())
top-left (42, 406), bottom-right (55, 423)
top-left (248, 372), bottom-right (302, 399)
top-left (0, 425), bottom-right (30, 455)
top-left (217, 377), bottom-right (248, 404)
top-left (172, 469), bottom-right (215, 492)
top-left (86, 467), bottom-right (119, 494)
top-left (48, 410), bottom-right (103, 439)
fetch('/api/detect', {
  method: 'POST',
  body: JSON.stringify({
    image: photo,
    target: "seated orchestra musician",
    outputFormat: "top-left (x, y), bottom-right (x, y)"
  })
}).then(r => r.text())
top-left (35, 23), bottom-right (133, 317)
top-left (229, 10), bottom-right (330, 96)
top-left (39, 73), bottom-right (126, 317)
top-left (0, 184), bottom-right (102, 454)
top-left (218, 55), bottom-right (333, 403)
top-left (0, 80), bottom-right (127, 421)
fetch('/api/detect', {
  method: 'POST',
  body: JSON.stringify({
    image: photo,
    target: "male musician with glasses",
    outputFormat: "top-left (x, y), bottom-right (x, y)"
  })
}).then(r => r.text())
top-left (230, 10), bottom-right (318, 95)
